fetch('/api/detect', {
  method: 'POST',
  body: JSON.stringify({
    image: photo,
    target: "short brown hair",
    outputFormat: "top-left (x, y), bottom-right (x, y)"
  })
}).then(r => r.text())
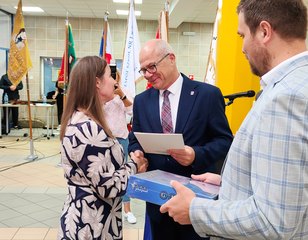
top-left (60, 56), bottom-right (113, 139)
top-left (237, 0), bottom-right (307, 39)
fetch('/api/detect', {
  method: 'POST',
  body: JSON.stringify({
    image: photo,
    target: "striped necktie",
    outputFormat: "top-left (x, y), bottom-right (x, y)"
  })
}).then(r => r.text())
top-left (161, 90), bottom-right (173, 133)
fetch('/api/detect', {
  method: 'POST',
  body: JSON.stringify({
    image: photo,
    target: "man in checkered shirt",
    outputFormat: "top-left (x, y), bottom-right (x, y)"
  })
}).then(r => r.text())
top-left (161, 0), bottom-right (308, 239)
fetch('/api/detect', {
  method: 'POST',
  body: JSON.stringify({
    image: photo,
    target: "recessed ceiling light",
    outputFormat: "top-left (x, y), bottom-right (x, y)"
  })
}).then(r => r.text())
top-left (116, 10), bottom-right (141, 16)
top-left (113, 0), bottom-right (142, 4)
top-left (14, 6), bottom-right (44, 12)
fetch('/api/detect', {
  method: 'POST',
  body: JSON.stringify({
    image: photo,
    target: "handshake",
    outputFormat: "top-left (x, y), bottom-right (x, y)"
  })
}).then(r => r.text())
top-left (130, 150), bottom-right (148, 173)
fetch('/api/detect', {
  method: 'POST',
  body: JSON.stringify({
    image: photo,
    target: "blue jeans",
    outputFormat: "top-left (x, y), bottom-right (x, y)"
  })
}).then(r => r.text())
top-left (117, 137), bottom-right (130, 203)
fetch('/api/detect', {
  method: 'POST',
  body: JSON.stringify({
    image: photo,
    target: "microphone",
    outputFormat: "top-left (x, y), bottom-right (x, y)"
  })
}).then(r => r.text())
top-left (223, 90), bottom-right (255, 100)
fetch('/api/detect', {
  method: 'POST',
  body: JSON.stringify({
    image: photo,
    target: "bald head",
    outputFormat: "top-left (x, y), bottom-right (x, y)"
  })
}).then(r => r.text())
top-left (140, 39), bottom-right (174, 61)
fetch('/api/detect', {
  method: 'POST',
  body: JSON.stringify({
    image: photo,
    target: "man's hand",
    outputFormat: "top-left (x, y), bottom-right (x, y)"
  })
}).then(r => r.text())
top-left (191, 172), bottom-right (221, 186)
top-left (160, 180), bottom-right (195, 225)
top-left (168, 146), bottom-right (195, 166)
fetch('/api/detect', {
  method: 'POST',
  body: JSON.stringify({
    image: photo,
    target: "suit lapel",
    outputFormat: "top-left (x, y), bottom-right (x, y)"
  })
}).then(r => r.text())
top-left (148, 89), bottom-right (163, 133)
top-left (175, 75), bottom-right (198, 133)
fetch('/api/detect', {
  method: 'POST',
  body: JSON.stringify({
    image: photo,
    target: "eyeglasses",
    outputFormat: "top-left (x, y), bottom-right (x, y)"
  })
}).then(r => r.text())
top-left (138, 53), bottom-right (170, 76)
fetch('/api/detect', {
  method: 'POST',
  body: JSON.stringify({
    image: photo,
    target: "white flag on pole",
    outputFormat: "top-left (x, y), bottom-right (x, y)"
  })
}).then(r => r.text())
top-left (205, 8), bottom-right (220, 85)
top-left (121, 0), bottom-right (141, 97)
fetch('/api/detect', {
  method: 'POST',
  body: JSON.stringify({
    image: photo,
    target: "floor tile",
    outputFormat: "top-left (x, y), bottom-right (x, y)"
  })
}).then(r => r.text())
top-left (4, 215), bottom-right (39, 228)
top-left (123, 228), bottom-right (139, 239)
top-left (44, 228), bottom-right (58, 240)
top-left (13, 228), bottom-right (49, 240)
top-left (27, 209), bottom-right (60, 222)
top-left (0, 228), bottom-right (18, 240)
top-left (22, 187), bottom-right (49, 194)
top-left (0, 209), bottom-right (23, 222)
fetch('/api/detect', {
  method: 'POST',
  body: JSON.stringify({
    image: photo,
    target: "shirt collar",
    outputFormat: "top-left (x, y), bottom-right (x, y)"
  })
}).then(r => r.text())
top-left (261, 51), bottom-right (308, 88)
top-left (160, 73), bottom-right (183, 96)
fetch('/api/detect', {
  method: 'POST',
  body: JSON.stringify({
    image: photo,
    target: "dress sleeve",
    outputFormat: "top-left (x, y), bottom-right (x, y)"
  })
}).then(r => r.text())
top-left (62, 119), bottom-right (137, 199)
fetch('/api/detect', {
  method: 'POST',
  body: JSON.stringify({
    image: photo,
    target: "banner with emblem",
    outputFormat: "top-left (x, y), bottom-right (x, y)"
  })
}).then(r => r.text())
top-left (7, 0), bottom-right (32, 86)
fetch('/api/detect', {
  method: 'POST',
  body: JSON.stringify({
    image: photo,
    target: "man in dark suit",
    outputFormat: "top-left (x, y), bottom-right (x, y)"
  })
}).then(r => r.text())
top-left (128, 39), bottom-right (233, 240)
top-left (0, 73), bottom-right (23, 130)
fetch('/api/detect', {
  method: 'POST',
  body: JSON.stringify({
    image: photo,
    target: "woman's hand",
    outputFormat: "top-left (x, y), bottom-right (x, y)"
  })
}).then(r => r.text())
top-left (114, 84), bottom-right (124, 98)
top-left (130, 150), bottom-right (148, 173)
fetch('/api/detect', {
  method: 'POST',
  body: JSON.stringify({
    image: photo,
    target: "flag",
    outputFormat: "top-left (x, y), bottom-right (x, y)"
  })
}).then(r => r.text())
top-left (58, 23), bottom-right (76, 85)
top-left (147, 3), bottom-right (169, 90)
top-left (155, 27), bottom-right (160, 39)
top-left (7, 0), bottom-right (32, 86)
top-left (159, 5), bottom-right (169, 42)
top-left (121, 0), bottom-right (141, 97)
top-left (99, 19), bottom-right (113, 64)
top-left (205, 8), bottom-right (220, 85)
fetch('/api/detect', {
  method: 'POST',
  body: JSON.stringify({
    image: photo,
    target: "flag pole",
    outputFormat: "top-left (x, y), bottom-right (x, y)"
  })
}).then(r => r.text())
top-left (102, 12), bottom-right (109, 60)
top-left (165, 1), bottom-right (169, 42)
top-left (25, 73), bottom-right (37, 160)
top-left (63, 16), bottom-right (69, 108)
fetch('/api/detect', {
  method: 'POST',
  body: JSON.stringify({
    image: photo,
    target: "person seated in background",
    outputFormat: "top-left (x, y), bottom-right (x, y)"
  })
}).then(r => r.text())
top-left (0, 73), bottom-right (23, 130)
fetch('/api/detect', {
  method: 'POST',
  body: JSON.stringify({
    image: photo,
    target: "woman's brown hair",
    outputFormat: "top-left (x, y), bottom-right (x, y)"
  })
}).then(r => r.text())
top-left (60, 56), bottom-right (113, 140)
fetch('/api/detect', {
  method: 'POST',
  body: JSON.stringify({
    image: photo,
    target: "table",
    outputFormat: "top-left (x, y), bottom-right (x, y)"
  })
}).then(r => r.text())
top-left (0, 103), bottom-right (55, 138)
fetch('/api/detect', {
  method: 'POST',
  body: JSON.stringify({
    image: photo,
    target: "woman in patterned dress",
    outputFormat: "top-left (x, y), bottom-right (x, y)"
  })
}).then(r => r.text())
top-left (57, 56), bottom-right (147, 240)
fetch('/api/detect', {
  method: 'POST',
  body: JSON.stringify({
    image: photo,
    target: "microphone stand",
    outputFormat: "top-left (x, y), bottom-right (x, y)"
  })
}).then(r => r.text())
top-left (225, 99), bottom-right (234, 106)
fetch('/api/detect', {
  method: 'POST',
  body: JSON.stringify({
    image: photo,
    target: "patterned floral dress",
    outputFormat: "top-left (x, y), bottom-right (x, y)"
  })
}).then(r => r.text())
top-left (57, 111), bottom-right (137, 240)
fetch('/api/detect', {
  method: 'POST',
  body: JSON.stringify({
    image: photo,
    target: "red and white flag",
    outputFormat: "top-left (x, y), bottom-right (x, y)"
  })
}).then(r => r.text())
top-left (99, 18), bottom-right (113, 64)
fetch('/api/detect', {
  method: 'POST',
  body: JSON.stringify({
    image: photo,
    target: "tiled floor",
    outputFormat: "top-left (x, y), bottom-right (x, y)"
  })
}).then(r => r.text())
top-left (0, 128), bottom-right (145, 240)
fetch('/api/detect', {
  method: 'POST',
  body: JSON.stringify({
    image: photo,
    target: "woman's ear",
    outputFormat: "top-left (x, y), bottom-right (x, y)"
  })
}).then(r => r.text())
top-left (96, 77), bottom-right (101, 89)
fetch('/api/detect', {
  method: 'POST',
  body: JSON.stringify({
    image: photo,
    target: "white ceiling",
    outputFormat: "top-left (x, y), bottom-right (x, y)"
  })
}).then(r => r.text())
top-left (0, 0), bottom-right (218, 28)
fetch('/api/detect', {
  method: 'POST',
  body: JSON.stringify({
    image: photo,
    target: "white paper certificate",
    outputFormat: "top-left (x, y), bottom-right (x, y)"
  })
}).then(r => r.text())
top-left (134, 132), bottom-right (185, 155)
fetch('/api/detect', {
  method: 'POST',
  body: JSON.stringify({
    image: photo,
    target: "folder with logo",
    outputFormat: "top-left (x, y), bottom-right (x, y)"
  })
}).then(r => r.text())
top-left (127, 170), bottom-right (220, 206)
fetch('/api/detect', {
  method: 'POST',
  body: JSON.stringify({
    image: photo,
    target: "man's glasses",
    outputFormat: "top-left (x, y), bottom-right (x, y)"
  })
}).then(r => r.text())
top-left (138, 53), bottom-right (170, 76)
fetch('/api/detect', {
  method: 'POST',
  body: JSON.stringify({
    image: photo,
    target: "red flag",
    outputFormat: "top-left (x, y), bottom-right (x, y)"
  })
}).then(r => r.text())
top-left (155, 27), bottom-right (160, 39)
top-left (58, 23), bottom-right (76, 85)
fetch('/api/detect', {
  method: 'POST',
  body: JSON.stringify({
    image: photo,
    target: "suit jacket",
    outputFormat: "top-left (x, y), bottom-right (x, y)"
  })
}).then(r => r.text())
top-left (0, 74), bottom-right (23, 101)
top-left (190, 54), bottom-right (308, 239)
top-left (129, 73), bottom-right (233, 176)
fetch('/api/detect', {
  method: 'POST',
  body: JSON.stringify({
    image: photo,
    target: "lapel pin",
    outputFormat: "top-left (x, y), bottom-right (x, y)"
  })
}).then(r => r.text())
top-left (190, 91), bottom-right (194, 96)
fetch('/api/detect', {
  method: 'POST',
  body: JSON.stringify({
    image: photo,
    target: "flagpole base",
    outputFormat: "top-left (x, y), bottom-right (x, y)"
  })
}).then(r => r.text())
top-left (26, 154), bottom-right (38, 161)
top-left (26, 139), bottom-right (37, 161)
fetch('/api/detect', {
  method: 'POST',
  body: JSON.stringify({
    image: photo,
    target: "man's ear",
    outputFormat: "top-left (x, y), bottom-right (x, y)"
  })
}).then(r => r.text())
top-left (169, 53), bottom-right (176, 64)
top-left (259, 21), bottom-right (272, 42)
